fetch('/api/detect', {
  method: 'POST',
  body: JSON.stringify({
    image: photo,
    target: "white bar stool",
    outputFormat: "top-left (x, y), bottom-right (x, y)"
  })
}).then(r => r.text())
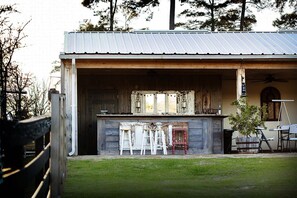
top-left (140, 123), bottom-right (154, 155)
top-left (119, 123), bottom-right (133, 155)
top-left (153, 122), bottom-right (167, 155)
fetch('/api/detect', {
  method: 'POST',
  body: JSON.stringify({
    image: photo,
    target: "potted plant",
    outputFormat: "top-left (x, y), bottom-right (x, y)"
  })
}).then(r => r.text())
top-left (229, 97), bottom-right (267, 153)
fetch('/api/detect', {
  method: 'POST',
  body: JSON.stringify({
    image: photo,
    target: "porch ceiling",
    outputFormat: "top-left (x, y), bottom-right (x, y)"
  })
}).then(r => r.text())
top-left (246, 69), bottom-right (297, 81)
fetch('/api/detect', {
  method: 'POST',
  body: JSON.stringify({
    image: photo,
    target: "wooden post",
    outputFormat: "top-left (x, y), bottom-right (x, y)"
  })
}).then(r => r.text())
top-left (60, 95), bottom-right (66, 191)
top-left (51, 93), bottom-right (61, 197)
top-left (236, 68), bottom-right (246, 100)
top-left (51, 93), bottom-right (66, 197)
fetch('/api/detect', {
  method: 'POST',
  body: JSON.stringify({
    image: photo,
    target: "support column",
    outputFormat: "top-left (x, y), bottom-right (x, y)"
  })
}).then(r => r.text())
top-left (236, 68), bottom-right (246, 100)
top-left (63, 62), bottom-right (72, 154)
top-left (61, 61), bottom-right (65, 94)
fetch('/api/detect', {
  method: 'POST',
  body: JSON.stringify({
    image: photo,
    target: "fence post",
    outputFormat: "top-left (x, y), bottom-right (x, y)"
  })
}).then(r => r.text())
top-left (51, 93), bottom-right (61, 197)
top-left (0, 121), bottom-right (2, 185)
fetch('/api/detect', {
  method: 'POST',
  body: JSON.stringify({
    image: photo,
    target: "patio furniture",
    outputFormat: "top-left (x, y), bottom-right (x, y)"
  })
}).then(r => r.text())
top-left (119, 123), bottom-right (133, 155)
top-left (153, 122), bottom-right (167, 155)
top-left (269, 125), bottom-right (289, 151)
top-left (287, 124), bottom-right (297, 152)
top-left (140, 123), bottom-right (154, 155)
top-left (172, 127), bottom-right (188, 154)
top-left (256, 127), bottom-right (274, 152)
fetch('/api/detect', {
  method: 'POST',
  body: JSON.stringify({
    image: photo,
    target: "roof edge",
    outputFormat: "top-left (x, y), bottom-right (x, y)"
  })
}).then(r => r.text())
top-left (59, 53), bottom-right (297, 61)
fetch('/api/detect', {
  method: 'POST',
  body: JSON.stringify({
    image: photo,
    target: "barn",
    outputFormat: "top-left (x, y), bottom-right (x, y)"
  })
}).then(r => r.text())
top-left (59, 30), bottom-right (297, 155)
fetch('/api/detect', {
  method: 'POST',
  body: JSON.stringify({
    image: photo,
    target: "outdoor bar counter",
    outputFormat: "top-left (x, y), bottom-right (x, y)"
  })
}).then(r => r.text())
top-left (97, 114), bottom-right (227, 155)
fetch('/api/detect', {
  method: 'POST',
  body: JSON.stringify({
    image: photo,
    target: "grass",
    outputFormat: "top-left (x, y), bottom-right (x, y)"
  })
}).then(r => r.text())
top-left (63, 157), bottom-right (297, 198)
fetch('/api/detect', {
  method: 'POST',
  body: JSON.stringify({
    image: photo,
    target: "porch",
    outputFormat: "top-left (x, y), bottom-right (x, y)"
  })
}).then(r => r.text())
top-left (60, 31), bottom-right (297, 155)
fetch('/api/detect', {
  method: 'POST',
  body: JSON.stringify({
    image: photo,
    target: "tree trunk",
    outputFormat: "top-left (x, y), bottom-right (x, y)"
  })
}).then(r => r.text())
top-left (110, 0), bottom-right (114, 31)
top-left (240, 0), bottom-right (246, 31)
top-left (210, 0), bottom-right (215, 31)
top-left (169, 0), bottom-right (175, 30)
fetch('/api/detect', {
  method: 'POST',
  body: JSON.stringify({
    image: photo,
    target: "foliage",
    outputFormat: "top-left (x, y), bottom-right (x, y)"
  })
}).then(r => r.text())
top-left (273, 12), bottom-right (297, 30)
top-left (177, 0), bottom-right (259, 31)
top-left (229, 97), bottom-right (267, 137)
top-left (63, 158), bottom-right (297, 197)
top-left (272, 0), bottom-right (297, 29)
top-left (81, 0), bottom-right (140, 31)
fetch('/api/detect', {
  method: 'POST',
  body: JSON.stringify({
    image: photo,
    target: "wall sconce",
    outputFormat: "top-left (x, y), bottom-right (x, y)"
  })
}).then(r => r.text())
top-left (241, 75), bottom-right (246, 97)
top-left (136, 93), bottom-right (141, 113)
top-left (182, 93), bottom-right (187, 112)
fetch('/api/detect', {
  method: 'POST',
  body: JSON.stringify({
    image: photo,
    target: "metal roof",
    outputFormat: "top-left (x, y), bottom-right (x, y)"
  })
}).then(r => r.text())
top-left (61, 30), bottom-right (297, 60)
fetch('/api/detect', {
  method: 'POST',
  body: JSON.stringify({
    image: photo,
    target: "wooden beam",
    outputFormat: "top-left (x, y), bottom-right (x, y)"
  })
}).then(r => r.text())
top-left (61, 59), bottom-right (297, 70)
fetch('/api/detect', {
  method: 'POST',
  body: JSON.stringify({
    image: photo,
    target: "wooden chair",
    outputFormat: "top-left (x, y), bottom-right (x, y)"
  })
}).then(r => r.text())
top-left (172, 126), bottom-right (188, 155)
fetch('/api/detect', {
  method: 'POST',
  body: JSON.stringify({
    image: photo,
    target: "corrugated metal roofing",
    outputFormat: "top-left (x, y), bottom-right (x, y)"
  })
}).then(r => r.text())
top-left (61, 31), bottom-right (297, 59)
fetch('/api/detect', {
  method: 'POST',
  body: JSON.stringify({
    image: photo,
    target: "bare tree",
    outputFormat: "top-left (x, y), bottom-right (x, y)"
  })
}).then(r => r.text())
top-left (27, 79), bottom-right (50, 117)
top-left (6, 64), bottom-right (33, 120)
top-left (0, 4), bottom-right (30, 120)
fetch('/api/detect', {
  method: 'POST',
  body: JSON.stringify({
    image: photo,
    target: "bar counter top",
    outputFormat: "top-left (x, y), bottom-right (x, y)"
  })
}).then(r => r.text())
top-left (97, 114), bottom-right (228, 118)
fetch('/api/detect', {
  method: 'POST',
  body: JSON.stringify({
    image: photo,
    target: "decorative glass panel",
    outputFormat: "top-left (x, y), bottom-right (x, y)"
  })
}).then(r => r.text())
top-left (168, 94), bottom-right (177, 113)
top-left (157, 94), bottom-right (166, 114)
top-left (145, 94), bottom-right (154, 113)
top-left (132, 91), bottom-right (194, 115)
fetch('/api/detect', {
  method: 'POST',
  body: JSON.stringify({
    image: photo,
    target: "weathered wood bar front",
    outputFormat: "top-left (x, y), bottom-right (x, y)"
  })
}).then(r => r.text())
top-left (97, 114), bottom-right (227, 155)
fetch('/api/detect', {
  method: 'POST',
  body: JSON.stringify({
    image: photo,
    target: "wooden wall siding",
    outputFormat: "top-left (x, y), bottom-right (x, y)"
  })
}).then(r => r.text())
top-left (78, 69), bottom-right (222, 154)
top-left (97, 116), bottom-right (224, 155)
top-left (78, 89), bottom-right (118, 154)
top-left (212, 119), bottom-right (224, 153)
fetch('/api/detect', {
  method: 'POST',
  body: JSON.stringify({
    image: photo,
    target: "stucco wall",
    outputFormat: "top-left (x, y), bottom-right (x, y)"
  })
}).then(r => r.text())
top-left (222, 79), bottom-right (297, 151)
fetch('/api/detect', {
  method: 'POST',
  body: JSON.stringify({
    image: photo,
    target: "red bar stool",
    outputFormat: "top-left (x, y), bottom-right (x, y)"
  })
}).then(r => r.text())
top-left (172, 127), bottom-right (188, 154)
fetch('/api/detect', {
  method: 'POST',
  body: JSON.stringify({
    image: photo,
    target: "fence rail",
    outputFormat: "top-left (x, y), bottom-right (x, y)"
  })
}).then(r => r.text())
top-left (0, 93), bottom-right (66, 198)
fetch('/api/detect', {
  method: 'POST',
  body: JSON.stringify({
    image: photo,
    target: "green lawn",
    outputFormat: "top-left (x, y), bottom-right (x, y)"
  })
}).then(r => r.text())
top-left (63, 157), bottom-right (297, 198)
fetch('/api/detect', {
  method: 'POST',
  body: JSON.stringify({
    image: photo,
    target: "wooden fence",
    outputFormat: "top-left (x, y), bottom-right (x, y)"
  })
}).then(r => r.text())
top-left (0, 93), bottom-right (66, 197)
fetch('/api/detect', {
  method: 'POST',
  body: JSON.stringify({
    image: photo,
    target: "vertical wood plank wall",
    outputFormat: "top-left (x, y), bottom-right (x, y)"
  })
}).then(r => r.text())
top-left (97, 116), bottom-right (224, 155)
top-left (78, 69), bottom-right (222, 155)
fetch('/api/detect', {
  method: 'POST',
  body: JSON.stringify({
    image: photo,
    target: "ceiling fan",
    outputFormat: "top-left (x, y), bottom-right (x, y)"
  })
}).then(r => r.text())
top-left (253, 74), bottom-right (288, 83)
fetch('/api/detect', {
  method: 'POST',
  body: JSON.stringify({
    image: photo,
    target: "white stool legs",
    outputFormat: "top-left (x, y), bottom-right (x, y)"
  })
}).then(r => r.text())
top-left (153, 129), bottom-right (167, 155)
top-left (120, 124), bottom-right (133, 155)
top-left (152, 123), bottom-right (167, 155)
top-left (140, 124), bottom-right (154, 155)
top-left (161, 130), bottom-right (167, 155)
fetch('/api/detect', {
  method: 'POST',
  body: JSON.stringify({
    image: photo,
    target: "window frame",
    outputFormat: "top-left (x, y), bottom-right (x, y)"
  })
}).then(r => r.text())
top-left (260, 87), bottom-right (281, 121)
top-left (131, 90), bottom-right (195, 115)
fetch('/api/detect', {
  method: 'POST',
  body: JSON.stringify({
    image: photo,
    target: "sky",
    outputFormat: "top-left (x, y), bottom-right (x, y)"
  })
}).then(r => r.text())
top-left (2, 0), bottom-right (279, 83)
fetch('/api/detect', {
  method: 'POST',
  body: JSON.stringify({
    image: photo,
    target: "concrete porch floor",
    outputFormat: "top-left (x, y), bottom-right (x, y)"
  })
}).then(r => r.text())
top-left (68, 152), bottom-right (297, 161)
